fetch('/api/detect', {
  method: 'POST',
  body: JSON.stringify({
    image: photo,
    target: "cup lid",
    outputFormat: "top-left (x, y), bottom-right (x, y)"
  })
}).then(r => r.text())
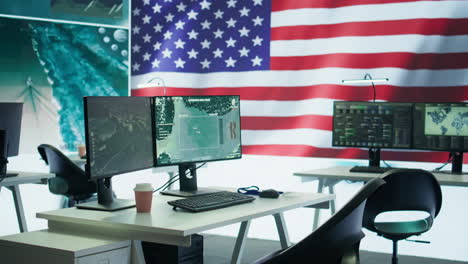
top-left (134, 183), bottom-right (153, 192)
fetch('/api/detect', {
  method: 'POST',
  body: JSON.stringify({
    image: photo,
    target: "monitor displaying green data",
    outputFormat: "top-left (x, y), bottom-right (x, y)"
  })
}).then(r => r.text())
top-left (154, 95), bottom-right (242, 166)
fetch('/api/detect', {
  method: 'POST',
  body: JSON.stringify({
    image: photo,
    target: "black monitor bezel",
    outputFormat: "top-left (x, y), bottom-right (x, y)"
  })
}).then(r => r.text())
top-left (153, 95), bottom-right (243, 167)
top-left (0, 102), bottom-right (23, 158)
top-left (412, 102), bottom-right (468, 152)
top-left (331, 101), bottom-right (414, 150)
top-left (84, 96), bottom-right (155, 180)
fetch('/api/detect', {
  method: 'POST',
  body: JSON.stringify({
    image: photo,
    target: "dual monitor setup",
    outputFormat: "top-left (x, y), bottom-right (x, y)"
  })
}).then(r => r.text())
top-left (80, 95), bottom-right (242, 211)
top-left (332, 101), bottom-right (468, 174)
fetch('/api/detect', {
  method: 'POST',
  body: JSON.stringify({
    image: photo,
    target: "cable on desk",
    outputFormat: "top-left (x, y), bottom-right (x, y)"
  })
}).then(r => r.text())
top-left (432, 154), bottom-right (453, 172)
top-left (153, 163), bottom-right (206, 193)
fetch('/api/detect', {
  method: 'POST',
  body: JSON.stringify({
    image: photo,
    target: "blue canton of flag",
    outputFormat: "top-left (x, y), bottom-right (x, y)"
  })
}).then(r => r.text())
top-left (131, 0), bottom-right (271, 74)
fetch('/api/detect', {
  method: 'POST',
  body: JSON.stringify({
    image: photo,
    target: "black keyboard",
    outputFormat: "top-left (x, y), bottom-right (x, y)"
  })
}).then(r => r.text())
top-left (168, 191), bottom-right (256, 212)
top-left (349, 166), bottom-right (394, 173)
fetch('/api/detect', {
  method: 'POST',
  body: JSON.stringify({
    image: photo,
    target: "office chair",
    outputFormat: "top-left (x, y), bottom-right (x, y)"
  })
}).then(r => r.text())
top-left (253, 177), bottom-right (386, 264)
top-left (362, 169), bottom-right (442, 264)
top-left (38, 144), bottom-right (96, 207)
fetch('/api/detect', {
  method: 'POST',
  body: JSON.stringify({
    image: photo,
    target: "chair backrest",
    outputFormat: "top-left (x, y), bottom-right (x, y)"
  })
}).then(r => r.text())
top-left (362, 168), bottom-right (442, 234)
top-left (37, 144), bottom-right (96, 199)
top-left (257, 177), bottom-right (386, 264)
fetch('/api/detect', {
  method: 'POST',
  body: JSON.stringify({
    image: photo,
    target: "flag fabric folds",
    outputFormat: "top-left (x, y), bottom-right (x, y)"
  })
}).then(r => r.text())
top-left (131, 0), bottom-right (468, 163)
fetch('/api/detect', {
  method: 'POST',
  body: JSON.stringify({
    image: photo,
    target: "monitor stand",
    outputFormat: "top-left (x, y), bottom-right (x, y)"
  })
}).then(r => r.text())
top-left (0, 130), bottom-right (17, 178)
top-left (77, 177), bottom-right (135, 211)
top-left (161, 163), bottom-right (221, 197)
top-left (438, 152), bottom-right (466, 175)
top-left (350, 148), bottom-right (383, 171)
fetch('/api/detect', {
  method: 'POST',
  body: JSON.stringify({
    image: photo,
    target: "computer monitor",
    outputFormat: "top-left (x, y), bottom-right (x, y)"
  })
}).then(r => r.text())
top-left (79, 96), bottom-right (154, 211)
top-left (413, 102), bottom-right (468, 174)
top-left (154, 95), bottom-right (242, 197)
top-left (0, 102), bottom-right (23, 177)
top-left (332, 101), bottom-right (413, 168)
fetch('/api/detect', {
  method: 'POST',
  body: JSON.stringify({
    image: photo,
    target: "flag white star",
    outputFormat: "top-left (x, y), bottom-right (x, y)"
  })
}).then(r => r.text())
top-left (225, 57), bottom-right (236, 67)
top-left (142, 52), bottom-right (151, 61)
top-left (201, 39), bottom-right (211, 49)
top-left (201, 20), bottom-right (211, 29)
top-left (225, 37), bottom-right (236, 47)
top-left (187, 30), bottom-right (199, 39)
top-left (165, 13), bottom-right (174, 22)
top-left (213, 48), bottom-right (223, 58)
top-left (238, 27), bottom-right (250, 37)
top-left (176, 2), bottom-right (187, 12)
top-left (214, 9), bottom-right (224, 19)
top-left (132, 44), bottom-right (141, 53)
top-left (187, 10), bottom-right (199, 20)
top-left (163, 31), bottom-right (173, 40)
top-left (200, 0), bottom-right (211, 10)
top-left (164, 0), bottom-right (172, 2)
top-left (227, 0), bottom-right (237, 8)
top-left (143, 0), bottom-right (150, 5)
top-left (142, 15), bottom-right (151, 24)
top-left (175, 20), bottom-right (185, 30)
top-left (226, 18), bottom-right (237, 28)
top-left (252, 16), bottom-right (263, 26)
top-left (132, 26), bottom-right (141, 35)
top-left (153, 24), bottom-right (163, 32)
top-left (238, 47), bottom-right (250, 57)
top-left (251, 56), bottom-right (262, 66)
top-left (239, 7), bottom-right (250, 17)
top-left (153, 42), bottom-right (162, 50)
top-left (213, 29), bottom-right (224, 39)
top-left (252, 36), bottom-right (263, 46)
top-left (200, 59), bottom-right (211, 69)
top-left (152, 59), bottom-right (161, 68)
top-left (187, 49), bottom-right (199, 59)
top-left (132, 8), bottom-right (140, 16)
top-left (174, 39), bottom-right (186, 49)
top-left (152, 3), bottom-right (162, 13)
top-left (162, 48), bottom-right (172, 58)
top-left (174, 58), bottom-right (186, 68)
top-left (143, 34), bottom-right (152, 43)
top-left (132, 62), bottom-right (140, 71)
top-left (253, 0), bottom-right (262, 5)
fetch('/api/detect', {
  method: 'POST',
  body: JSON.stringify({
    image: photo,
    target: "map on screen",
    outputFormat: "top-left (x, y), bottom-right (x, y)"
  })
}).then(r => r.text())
top-left (155, 95), bottom-right (241, 165)
top-left (425, 106), bottom-right (468, 136)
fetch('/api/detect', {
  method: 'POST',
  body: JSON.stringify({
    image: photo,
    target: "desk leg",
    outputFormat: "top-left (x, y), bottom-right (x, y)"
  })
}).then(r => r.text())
top-left (312, 179), bottom-right (325, 230)
top-left (273, 213), bottom-right (290, 249)
top-left (131, 240), bottom-right (146, 264)
top-left (328, 184), bottom-right (336, 215)
top-left (7, 185), bottom-right (28, 233)
top-left (231, 220), bottom-right (251, 264)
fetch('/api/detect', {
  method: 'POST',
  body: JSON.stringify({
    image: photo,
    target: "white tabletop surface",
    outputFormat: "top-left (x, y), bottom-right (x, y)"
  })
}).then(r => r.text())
top-left (1, 171), bottom-right (54, 187)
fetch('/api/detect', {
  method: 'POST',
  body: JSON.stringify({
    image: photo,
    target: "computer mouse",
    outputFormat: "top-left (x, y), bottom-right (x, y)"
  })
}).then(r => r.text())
top-left (259, 189), bottom-right (280, 198)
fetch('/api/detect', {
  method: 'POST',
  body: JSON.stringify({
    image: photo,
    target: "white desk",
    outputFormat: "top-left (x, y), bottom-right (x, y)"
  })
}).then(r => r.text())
top-left (37, 190), bottom-right (334, 264)
top-left (1, 171), bottom-right (54, 233)
top-left (294, 165), bottom-right (468, 229)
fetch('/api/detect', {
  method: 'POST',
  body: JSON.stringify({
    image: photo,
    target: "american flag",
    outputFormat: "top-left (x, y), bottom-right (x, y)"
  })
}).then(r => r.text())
top-left (131, 0), bottom-right (468, 163)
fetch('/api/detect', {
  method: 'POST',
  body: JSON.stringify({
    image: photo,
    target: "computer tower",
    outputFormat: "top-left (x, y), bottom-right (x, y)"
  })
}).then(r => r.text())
top-left (142, 234), bottom-right (203, 264)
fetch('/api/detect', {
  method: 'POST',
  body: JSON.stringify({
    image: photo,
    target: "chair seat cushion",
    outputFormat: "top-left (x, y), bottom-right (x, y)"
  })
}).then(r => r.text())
top-left (374, 215), bottom-right (433, 239)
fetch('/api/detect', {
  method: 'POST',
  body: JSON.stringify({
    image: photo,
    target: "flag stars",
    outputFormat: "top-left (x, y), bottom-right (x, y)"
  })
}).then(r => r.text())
top-left (142, 52), bottom-right (151, 61)
top-left (152, 59), bottom-right (161, 68)
top-left (176, 2), bottom-right (187, 12)
top-left (142, 15), bottom-right (151, 24)
top-left (252, 36), bottom-right (263, 46)
top-left (187, 49), bottom-right (199, 59)
top-left (142, 34), bottom-right (152, 43)
top-left (238, 47), bottom-right (250, 57)
top-left (251, 56), bottom-right (262, 66)
top-left (214, 9), bottom-right (224, 19)
top-left (213, 29), bottom-right (224, 39)
top-left (239, 7), bottom-right (250, 17)
top-left (225, 37), bottom-right (236, 48)
top-left (162, 48), bottom-right (172, 58)
top-left (132, 8), bottom-right (140, 16)
top-left (132, 63), bottom-right (140, 72)
top-left (200, 59), bottom-right (211, 69)
top-left (238, 27), bottom-right (250, 37)
top-left (153, 42), bottom-right (162, 50)
top-left (200, 0), bottom-right (212, 10)
top-left (201, 39), bottom-right (211, 49)
top-left (187, 10), bottom-right (198, 20)
top-left (174, 58), bottom-right (186, 68)
top-left (201, 20), bottom-right (211, 29)
top-left (225, 57), bottom-right (236, 67)
top-left (252, 16), bottom-right (263, 26)
top-left (226, 18), bottom-right (237, 28)
top-left (152, 3), bottom-right (162, 13)
top-left (227, 0), bottom-right (237, 8)
top-left (132, 25), bottom-right (141, 35)
top-left (213, 48), bottom-right (223, 58)
top-left (153, 23), bottom-right (163, 33)
top-left (163, 31), bottom-right (173, 40)
top-left (132, 44), bottom-right (141, 53)
top-left (187, 30), bottom-right (199, 39)
top-left (174, 38), bottom-right (186, 49)
top-left (165, 13), bottom-right (175, 22)
top-left (175, 20), bottom-right (185, 30)
top-left (142, 0), bottom-right (150, 5)
top-left (253, 0), bottom-right (262, 5)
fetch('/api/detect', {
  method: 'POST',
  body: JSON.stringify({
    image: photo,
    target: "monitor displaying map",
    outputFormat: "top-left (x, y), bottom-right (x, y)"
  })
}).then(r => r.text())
top-left (84, 96), bottom-right (154, 179)
top-left (425, 106), bottom-right (468, 136)
top-left (154, 95), bottom-right (242, 166)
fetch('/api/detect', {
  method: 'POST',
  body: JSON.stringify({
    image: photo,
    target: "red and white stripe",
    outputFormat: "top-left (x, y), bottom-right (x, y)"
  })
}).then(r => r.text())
top-left (131, 0), bottom-right (468, 163)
